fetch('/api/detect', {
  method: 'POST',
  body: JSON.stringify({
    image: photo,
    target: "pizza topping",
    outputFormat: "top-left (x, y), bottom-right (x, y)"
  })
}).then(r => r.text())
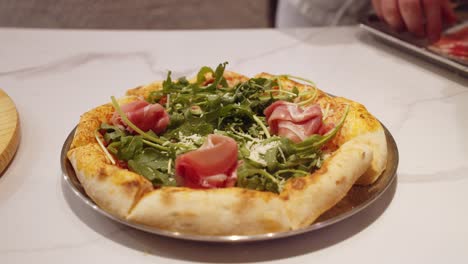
top-left (237, 105), bottom-right (349, 193)
top-left (111, 100), bottom-right (170, 135)
top-left (245, 140), bottom-right (280, 166)
top-left (175, 134), bottom-right (238, 188)
top-left (97, 63), bottom-right (348, 193)
top-left (264, 101), bottom-right (331, 143)
top-left (177, 132), bottom-right (204, 147)
top-left (430, 26), bottom-right (468, 61)
top-left (94, 130), bottom-right (116, 165)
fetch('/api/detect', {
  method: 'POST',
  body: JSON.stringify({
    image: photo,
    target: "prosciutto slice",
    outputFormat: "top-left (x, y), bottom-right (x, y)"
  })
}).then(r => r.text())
top-left (111, 100), bottom-right (169, 134)
top-left (430, 26), bottom-right (468, 62)
top-left (264, 100), bottom-right (331, 143)
top-left (175, 134), bottom-right (238, 189)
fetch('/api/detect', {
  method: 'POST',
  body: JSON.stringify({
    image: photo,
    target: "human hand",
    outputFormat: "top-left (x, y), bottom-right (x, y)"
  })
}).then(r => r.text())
top-left (371, 0), bottom-right (458, 42)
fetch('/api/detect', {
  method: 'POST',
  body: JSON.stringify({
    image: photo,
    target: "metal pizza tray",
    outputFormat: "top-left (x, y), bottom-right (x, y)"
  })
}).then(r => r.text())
top-left (360, 14), bottom-right (468, 77)
top-left (61, 124), bottom-right (398, 243)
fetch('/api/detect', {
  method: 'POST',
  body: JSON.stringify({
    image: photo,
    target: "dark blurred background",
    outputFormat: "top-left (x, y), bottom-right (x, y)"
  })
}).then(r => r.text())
top-left (0, 0), bottom-right (465, 29)
top-left (0, 0), bottom-right (277, 29)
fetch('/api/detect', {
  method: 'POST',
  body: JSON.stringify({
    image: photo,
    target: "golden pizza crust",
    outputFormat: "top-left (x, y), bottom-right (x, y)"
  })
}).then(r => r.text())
top-left (256, 73), bottom-right (387, 185)
top-left (67, 70), bottom-right (388, 235)
top-left (128, 187), bottom-right (290, 235)
top-left (68, 143), bottom-right (153, 218)
top-left (280, 138), bottom-right (372, 229)
top-left (70, 96), bottom-right (139, 150)
top-left (128, 138), bottom-right (372, 234)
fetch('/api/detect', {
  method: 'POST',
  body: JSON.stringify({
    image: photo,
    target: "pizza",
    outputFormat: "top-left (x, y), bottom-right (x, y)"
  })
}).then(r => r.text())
top-left (67, 63), bottom-right (387, 236)
top-left (429, 23), bottom-right (468, 65)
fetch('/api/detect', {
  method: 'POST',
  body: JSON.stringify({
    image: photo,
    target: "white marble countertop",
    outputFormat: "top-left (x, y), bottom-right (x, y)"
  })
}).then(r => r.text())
top-left (1, 26), bottom-right (467, 264)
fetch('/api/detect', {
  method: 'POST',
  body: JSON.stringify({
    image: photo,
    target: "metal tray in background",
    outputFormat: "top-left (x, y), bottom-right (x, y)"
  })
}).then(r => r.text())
top-left (360, 14), bottom-right (468, 77)
top-left (61, 125), bottom-right (398, 243)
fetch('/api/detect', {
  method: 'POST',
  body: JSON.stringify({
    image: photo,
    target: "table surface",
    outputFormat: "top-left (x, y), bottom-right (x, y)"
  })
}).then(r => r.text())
top-left (1, 26), bottom-right (467, 264)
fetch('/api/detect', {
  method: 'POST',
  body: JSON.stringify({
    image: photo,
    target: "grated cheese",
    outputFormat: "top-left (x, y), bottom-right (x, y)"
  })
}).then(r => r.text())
top-left (178, 132), bottom-right (203, 146)
top-left (247, 141), bottom-right (280, 166)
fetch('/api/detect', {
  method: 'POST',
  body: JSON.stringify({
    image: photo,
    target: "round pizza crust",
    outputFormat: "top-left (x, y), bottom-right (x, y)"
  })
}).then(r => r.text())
top-left (67, 71), bottom-right (387, 235)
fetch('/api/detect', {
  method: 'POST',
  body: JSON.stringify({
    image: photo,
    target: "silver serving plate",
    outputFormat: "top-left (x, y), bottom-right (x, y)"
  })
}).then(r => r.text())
top-left (61, 125), bottom-right (398, 243)
top-left (360, 14), bottom-right (468, 77)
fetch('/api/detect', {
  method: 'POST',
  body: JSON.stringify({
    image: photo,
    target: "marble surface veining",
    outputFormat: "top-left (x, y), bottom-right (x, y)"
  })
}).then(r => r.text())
top-left (0, 27), bottom-right (467, 264)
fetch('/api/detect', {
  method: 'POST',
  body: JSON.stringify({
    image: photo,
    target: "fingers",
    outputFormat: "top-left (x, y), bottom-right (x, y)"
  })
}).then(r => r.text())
top-left (372, 0), bottom-right (383, 19)
top-left (441, 0), bottom-right (457, 25)
top-left (422, 0), bottom-right (442, 42)
top-left (373, 0), bottom-right (457, 42)
top-left (398, 0), bottom-right (425, 37)
top-left (381, 0), bottom-right (405, 31)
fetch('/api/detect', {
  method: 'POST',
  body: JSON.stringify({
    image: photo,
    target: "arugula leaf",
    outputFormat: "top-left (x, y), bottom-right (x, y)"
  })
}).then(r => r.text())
top-left (193, 62), bottom-right (228, 92)
top-left (117, 136), bottom-right (144, 161)
top-left (107, 141), bottom-right (120, 156)
top-left (162, 71), bottom-right (180, 93)
top-left (218, 104), bottom-right (254, 130)
top-left (232, 78), bottom-right (271, 101)
top-left (147, 90), bottom-right (164, 104)
top-left (163, 120), bottom-right (214, 139)
top-left (127, 148), bottom-right (175, 187)
top-left (177, 76), bottom-right (190, 86)
top-left (236, 162), bottom-right (280, 193)
top-left (209, 62), bottom-right (228, 89)
top-left (196, 66), bottom-right (215, 84)
top-left (100, 123), bottom-right (126, 143)
top-left (168, 112), bottom-right (185, 129)
top-left (274, 169), bottom-right (310, 178)
top-left (264, 147), bottom-right (279, 172)
top-left (99, 64), bottom-right (345, 194)
top-left (162, 72), bottom-right (192, 94)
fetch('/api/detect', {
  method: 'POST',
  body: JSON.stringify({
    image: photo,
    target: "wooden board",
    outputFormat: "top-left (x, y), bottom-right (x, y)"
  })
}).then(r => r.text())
top-left (0, 89), bottom-right (20, 175)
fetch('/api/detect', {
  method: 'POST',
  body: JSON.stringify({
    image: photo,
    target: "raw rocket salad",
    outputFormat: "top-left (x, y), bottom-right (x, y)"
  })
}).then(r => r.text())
top-left (96, 63), bottom-right (348, 193)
